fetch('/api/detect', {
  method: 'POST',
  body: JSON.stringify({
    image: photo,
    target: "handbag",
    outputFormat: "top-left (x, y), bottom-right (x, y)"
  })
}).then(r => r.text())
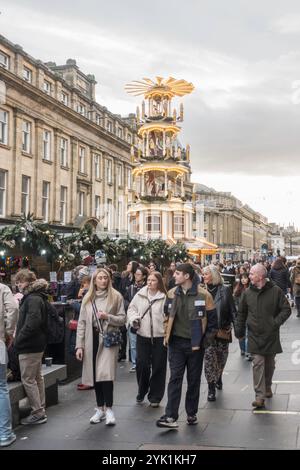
top-left (216, 327), bottom-right (232, 342)
top-left (103, 330), bottom-right (123, 348)
top-left (92, 301), bottom-right (122, 348)
top-left (68, 319), bottom-right (78, 331)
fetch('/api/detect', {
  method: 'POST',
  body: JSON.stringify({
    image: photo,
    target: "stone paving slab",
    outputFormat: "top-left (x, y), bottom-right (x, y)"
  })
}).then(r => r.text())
top-left (7, 309), bottom-right (300, 450)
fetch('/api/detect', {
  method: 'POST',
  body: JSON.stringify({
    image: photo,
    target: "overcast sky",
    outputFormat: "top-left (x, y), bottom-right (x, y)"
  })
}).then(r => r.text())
top-left (1, 0), bottom-right (300, 228)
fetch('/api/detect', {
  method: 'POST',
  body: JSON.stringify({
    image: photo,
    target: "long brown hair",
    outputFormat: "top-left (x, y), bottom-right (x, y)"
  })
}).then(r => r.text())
top-left (148, 271), bottom-right (167, 295)
top-left (82, 268), bottom-right (120, 307)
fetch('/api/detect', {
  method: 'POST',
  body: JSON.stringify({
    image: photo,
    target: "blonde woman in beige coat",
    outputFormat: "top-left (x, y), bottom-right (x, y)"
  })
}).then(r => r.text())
top-left (76, 268), bottom-right (125, 426)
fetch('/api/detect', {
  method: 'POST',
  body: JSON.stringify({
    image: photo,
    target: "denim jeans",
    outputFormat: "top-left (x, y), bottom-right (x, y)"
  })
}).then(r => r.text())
top-left (0, 362), bottom-right (14, 440)
top-left (128, 329), bottom-right (137, 366)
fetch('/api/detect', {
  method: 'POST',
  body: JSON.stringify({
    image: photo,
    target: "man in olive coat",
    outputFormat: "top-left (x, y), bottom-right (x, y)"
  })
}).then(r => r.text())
top-left (235, 264), bottom-right (291, 409)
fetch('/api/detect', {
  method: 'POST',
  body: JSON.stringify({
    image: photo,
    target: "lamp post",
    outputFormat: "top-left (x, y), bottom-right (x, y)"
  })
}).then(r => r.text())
top-left (286, 227), bottom-right (294, 256)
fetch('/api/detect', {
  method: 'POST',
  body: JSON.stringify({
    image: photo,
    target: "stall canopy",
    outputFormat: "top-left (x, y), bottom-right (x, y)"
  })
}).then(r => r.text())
top-left (186, 237), bottom-right (219, 257)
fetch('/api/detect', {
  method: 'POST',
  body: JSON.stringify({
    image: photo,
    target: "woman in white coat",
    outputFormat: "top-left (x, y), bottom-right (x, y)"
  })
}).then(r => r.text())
top-left (76, 268), bottom-right (125, 425)
top-left (127, 271), bottom-right (167, 407)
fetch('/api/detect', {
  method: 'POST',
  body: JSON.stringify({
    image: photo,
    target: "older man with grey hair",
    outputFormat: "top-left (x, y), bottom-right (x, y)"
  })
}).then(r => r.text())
top-left (235, 263), bottom-right (291, 409)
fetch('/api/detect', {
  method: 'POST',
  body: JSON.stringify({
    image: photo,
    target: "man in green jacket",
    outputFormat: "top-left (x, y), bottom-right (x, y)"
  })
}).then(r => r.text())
top-left (235, 263), bottom-right (291, 409)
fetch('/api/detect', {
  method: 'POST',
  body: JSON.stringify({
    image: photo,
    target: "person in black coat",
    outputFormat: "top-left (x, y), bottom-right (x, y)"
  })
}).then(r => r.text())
top-left (269, 258), bottom-right (291, 295)
top-left (124, 266), bottom-right (148, 371)
top-left (203, 265), bottom-right (236, 401)
top-left (119, 261), bottom-right (139, 361)
top-left (14, 269), bottom-right (49, 425)
top-left (108, 264), bottom-right (122, 293)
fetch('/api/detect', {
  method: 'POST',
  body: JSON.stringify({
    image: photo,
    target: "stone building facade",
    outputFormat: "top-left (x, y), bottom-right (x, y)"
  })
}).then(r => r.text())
top-left (0, 35), bottom-right (135, 234)
top-left (194, 184), bottom-right (270, 260)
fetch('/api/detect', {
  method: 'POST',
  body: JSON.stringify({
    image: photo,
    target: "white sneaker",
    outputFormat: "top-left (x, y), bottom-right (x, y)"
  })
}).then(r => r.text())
top-left (105, 408), bottom-right (116, 426)
top-left (90, 408), bottom-right (106, 424)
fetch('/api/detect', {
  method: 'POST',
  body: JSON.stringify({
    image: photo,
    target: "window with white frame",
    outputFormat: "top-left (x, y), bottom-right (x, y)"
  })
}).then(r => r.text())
top-left (78, 191), bottom-right (85, 216)
top-left (127, 133), bottom-right (132, 144)
top-left (107, 199), bottom-right (113, 230)
top-left (77, 103), bottom-right (86, 116)
top-left (21, 175), bottom-right (30, 215)
top-left (79, 147), bottom-right (85, 173)
top-left (174, 213), bottom-right (184, 233)
top-left (60, 138), bottom-right (68, 167)
top-left (95, 195), bottom-right (101, 218)
top-left (106, 159), bottom-right (112, 184)
top-left (118, 127), bottom-right (123, 139)
top-left (42, 181), bottom-right (50, 222)
top-left (0, 170), bottom-right (7, 217)
top-left (43, 130), bottom-right (51, 160)
top-left (127, 169), bottom-right (132, 190)
top-left (61, 91), bottom-right (69, 106)
top-left (107, 121), bottom-right (112, 133)
top-left (43, 80), bottom-right (51, 95)
top-left (94, 154), bottom-right (101, 179)
top-left (22, 121), bottom-right (31, 153)
top-left (0, 51), bottom-right (9, 69)
top-left (23, 66), bottom-right (32, 83)
top-left (96, 114), bottom-right (102, 125)
top-left (146, 214), bottom-right (161, 233)
top-left (117, 165), bottom-right (123, 187)
top-left (0, 110), bottom-right (8, 145)
top-left (129, 216), bottom-right (137, 234)
top-left (60, 186), bottom-right (67, 224)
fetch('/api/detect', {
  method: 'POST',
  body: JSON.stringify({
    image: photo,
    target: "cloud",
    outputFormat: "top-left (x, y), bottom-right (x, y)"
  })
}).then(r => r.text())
top-left (271, 13), bottom-right (300, 34)
top-left (1, 0), bottom-right (300, 225)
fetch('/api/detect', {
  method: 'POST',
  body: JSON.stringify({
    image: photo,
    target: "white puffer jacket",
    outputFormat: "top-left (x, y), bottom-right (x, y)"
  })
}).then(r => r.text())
top-left (127, 286), bottom-right (166, 338)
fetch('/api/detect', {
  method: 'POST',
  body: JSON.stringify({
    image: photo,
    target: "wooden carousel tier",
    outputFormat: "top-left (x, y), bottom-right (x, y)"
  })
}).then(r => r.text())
top-left (132, 161), bottom-right (189, 176)
top-left (138, 122), bottom-right (181, 136)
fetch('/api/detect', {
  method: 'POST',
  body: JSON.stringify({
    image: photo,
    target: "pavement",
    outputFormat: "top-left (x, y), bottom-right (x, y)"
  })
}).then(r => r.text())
top-left (5, 307), bottom-right (300, 450)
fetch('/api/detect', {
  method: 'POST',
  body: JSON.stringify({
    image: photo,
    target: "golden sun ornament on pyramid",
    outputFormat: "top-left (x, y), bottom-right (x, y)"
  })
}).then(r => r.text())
top-left (125, 76), bottom-right (194, 98)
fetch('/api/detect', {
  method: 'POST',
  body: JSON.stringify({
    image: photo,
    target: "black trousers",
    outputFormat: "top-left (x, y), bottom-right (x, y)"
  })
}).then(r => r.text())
top-left (92, 329), bottom-right (113, 407)
top-left (118, 325), bottom-right (127, 360)
top-left (165, 336), bottom-right (204, 420)
top-left (136, 335), bottom-right (167, 403)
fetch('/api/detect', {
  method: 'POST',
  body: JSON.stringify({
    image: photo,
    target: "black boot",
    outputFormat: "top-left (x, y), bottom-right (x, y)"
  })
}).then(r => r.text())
top-left (216, 376), bottom-right (223, 390)
top-left (207, 383), bottom-right (216, 401)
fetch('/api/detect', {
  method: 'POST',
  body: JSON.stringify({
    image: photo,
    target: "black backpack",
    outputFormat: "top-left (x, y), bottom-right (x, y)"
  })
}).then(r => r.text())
top-left (45, 301), bottom-right (64, 344)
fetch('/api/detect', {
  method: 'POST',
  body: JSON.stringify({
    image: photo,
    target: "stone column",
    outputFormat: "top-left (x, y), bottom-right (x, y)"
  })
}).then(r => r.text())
top-left (11, 108), bottom-right (23, 216)
top-left (70, 138), bottom-right (79, 224)
top-left (161, 211), bottom-right (168, 239)
top-left (141, 171), bottom-right (145, 196)
top-left (52, 128), bottom-right (61, 223)
top-left (164, 171), bottom-right (168, 196)
top-left (36, 66), bottom-right (44, 90)
top-left (33, 119), bottom-right (44, 218)
top-left (139, 211), bottom-right (144, 235)
top-left (146, 132), bottom-right (149, 157)
top-left (55, 81), bottom-right (62, 102)
top-left (14, 52), bottom-right (23, 78)
top-left (163, 131), bottom-right (166, 156)
top-left (181, 176), bottom-right (184, 197)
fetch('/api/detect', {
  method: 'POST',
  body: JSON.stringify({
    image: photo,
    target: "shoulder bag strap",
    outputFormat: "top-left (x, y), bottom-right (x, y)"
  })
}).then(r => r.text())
top-left (91, 300), bottom-right (104, 334)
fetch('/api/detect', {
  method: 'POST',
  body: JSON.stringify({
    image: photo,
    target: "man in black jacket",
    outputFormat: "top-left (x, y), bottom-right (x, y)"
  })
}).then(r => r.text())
top-left (156, 264), bottom-right (218, 429)
top-left (14, 269), bottom-right (48, 425)
top-left (235, 264), bottom-right (291, 409)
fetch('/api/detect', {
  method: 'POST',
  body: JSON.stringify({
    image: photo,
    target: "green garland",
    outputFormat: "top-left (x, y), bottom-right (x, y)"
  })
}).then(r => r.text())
top-left (0, 215), bottom-right (190, 271)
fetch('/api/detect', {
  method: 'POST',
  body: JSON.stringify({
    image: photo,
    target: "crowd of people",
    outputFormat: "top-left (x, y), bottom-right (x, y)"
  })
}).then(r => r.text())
top-left (0, 254), bottom-right (298, 445)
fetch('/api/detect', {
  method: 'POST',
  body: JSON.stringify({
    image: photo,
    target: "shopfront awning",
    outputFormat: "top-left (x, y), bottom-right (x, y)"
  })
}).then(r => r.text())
top-left (186, 237), bottom-right (219, 256)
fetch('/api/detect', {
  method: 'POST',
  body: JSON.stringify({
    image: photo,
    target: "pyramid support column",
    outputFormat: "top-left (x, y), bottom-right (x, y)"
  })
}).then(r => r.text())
top-left (164, 171), bottom-right (168, 196)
